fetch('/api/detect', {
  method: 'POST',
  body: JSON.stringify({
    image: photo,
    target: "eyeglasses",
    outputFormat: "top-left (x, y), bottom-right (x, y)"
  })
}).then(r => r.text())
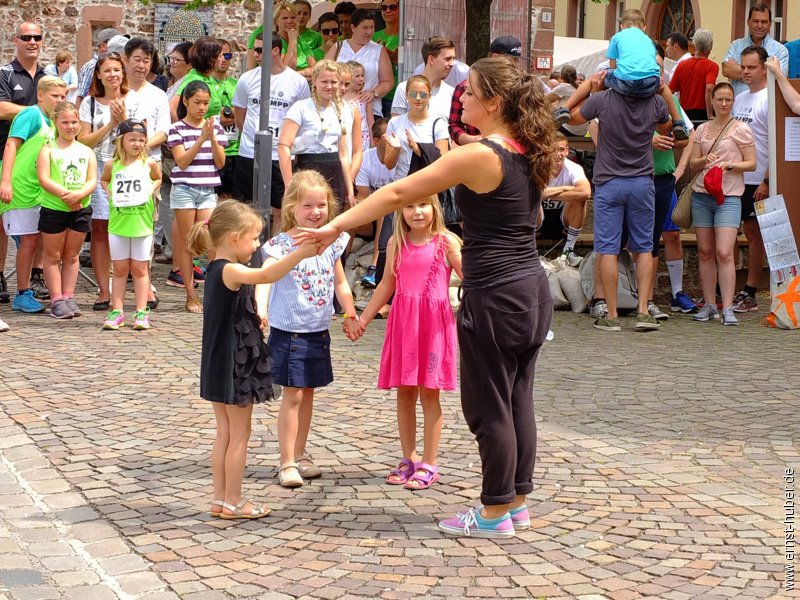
top-left (18, 34), bottom-right (43, 42)
top-left (381, 4), bottom-right (399, 11)
top-left (321, 27), bottom-right (340, 35)
top-left (221, 53), bottom-right (233, 60)
top-left (253, 47), bottom-right (264, 54)
top-left (408, 91), bottom-right (429, 100)
top-left (168, 56), bottom-right (185, 64)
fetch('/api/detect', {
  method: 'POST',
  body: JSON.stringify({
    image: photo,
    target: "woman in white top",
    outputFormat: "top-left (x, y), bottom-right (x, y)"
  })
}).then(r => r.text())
top-left (278, 60), bottom-right (355, 211)
top-left (336, 63), bottom-right (363, 183)
top-left (325, 8), bottom-right (393, 118)
top-left (78, 53), bottom-right (129, 310)
top-left (381, 75), bottom-right (449, 181)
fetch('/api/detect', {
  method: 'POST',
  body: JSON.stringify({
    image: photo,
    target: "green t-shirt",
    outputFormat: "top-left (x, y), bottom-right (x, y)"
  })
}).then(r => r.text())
top-left (219, 76), bottom-right (239, 156)
top-left (281, 37), bottom-right (313, 71)
top-left (248, 25), bottom-right (316, 70)
top-left (3, 105), bottom-right (53, 214)
top-left (248, 26), bottom-right (263, 49)
top-left (301, 29), bottom-right (323, 56)
top-left (108, 158), bottom-right (155, 238)
top-left (39, 140), bottom-right (95, 211)
top-left (373, 30), bottom-right (399, 101)
top-left (653, 97), bottom-right (683, 176)
top-left (177, 70), bottom-right (225, 119)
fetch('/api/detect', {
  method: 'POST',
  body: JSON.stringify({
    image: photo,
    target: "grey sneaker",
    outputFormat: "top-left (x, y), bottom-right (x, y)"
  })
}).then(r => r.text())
top-left (561, 249), bottom-right (582, 267)
top-left (647, 301), bottom-right (670, 321)
top-left (65, 297), bottom-right (81, 317)
top-left (49, 298), bottom-right (74, 320)
top-left (589, 300), bottom-right (608, 320)
top-left (635, 312), bottom-right (661, 331)
top-left (721, 307), bottom-right (739, 326)
top-left (593, 316), bottom-right (621, 331)
top-left (693, 304), bottom-right (719, 322)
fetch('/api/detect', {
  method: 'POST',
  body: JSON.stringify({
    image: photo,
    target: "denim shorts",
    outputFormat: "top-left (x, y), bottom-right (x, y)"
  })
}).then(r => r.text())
top-left (91, 158), bottom-right (109, 220)
top-left (268, 327), bottom-right (333, 389)
top-left (170, 184), bottom-right (218, 210)
top-left (593, 176), bottom-right (655, 255)
top-left (605, 70), bottom-right (660, 98)
top-left (691, 192), bottom-right (742, 229)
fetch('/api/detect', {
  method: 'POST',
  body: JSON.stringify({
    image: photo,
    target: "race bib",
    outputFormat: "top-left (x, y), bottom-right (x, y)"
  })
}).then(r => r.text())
top-left (224, 123), bottom-right (239, 144)
top-left (112, 171), bottom-right (149, 207)
top-left (542, 199), bottom-right (564, 211)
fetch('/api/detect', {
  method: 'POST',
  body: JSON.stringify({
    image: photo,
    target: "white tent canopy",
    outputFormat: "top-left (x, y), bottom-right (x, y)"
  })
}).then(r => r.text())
top-left (553, 36), bottom-right (609, 76)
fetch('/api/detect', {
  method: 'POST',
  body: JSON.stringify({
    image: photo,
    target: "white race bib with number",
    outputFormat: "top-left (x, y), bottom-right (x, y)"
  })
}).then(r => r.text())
top-left (112, 171), bottom-right (148, 207)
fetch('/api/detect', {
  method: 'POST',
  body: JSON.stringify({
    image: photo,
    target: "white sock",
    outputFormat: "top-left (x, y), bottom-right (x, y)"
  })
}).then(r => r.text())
top-left (564, 227), bottom-right (581, 251)
top-left (666, 259), bottom-right (683, 297)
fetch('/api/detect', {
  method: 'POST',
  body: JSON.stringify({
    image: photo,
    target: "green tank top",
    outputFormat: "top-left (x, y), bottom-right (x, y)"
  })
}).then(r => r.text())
top-left (108, 158), bottom-right (154, 238)
top-left (39, 141), bottom-right (95, 212)
top-left (10, 107), bottom-right (53, 210)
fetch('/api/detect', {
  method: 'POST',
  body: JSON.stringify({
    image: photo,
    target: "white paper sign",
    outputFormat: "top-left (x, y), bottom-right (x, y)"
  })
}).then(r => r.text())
top-left (755, 194), bottom-right (800, 283)
top-left (785, 117), bottom-right (800, 161)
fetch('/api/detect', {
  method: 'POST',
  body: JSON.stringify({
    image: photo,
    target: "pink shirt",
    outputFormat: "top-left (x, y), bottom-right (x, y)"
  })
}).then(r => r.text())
top-left (692, 119), bottom-right (754, 197)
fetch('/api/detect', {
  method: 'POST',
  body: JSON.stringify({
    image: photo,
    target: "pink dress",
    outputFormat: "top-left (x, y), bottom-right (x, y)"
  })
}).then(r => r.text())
top-left (378, 235), bottom-right (457, 391)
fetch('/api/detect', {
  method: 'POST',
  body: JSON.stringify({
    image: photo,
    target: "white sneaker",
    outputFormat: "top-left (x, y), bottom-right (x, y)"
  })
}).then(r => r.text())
top-left (647, 301), bottom-right (670, 321)
top-left (589, 300), bottom-right (608, 320)
top-left (561, 249), bottom-right (582, 267)
top-left (0, 317), bottom-right (8, 332)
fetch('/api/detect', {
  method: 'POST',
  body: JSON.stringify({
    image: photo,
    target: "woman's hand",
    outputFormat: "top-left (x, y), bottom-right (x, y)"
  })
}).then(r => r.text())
top-left (109, 100), bottom-right (126, 126)
top-left (383, 132), bottom-right (401, 149)
top-left (293, 223), bottom-right (341, 254)
top-left (405, 129), bottom-right (420, 156)
top-left (766, 55), bottom-right (782, 76)
top-left (357, 90), bottom-right (374, 105)
top-left (705, 152), bottom-right (720, 166)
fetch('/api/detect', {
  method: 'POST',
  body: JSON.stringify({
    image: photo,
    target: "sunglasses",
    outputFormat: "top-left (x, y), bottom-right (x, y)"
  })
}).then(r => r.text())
top-left (381, 4), bottom-right (399, 11)
top-left (321, 27), bottom-right (340, 35)
top-left (253, 47), bottom-right (263, 54)
top-left (18, 34), bottom-right (43, 42)
top-left (221, 53), bottom-right (233, 60)
top-left (408, 91), bottom-right (429, 100)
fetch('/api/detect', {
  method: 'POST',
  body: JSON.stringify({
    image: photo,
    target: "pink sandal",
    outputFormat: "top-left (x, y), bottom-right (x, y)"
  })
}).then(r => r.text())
top-left (386, 458), bottom-right (416, 485)
top-left (404, 462), bottom-right (440, 491)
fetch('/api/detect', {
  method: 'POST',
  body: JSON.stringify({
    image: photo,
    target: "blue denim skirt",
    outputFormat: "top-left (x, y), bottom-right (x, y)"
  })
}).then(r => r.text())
top-left (268, 327), bottom-right (333, 389)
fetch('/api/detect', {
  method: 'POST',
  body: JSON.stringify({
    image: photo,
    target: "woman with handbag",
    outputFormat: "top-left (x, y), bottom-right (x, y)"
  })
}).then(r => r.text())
top-left (688, 82), bottom-right (756, 325)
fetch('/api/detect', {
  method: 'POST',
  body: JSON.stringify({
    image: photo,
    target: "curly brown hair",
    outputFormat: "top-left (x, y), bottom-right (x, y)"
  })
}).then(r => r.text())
top-left (468, 57), bottom-right (557, 191)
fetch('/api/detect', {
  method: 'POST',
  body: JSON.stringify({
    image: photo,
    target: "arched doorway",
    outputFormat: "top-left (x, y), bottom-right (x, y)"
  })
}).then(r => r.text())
top-left (644, 0), bottom-right (699, 44)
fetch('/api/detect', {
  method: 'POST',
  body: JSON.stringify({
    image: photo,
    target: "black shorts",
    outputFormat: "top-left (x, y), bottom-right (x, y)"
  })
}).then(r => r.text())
top-left (740, 183), bottom-right (759, 220)
top-left (216, 154), bottom-right (238, 197)
top-left (537, 203), bottom-right (566, 240)
top-left (38, 206), bottom-right (92, 234)
top-left (234, 157), bottom-right (285, 209)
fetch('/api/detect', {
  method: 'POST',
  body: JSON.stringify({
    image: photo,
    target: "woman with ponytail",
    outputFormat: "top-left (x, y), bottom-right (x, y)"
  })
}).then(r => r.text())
top-left (297, 57), bottom-right (556, 538)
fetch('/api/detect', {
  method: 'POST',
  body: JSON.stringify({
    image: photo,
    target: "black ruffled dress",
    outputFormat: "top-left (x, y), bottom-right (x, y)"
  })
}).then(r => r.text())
top-left (200, 259), bottom-right (273, 407)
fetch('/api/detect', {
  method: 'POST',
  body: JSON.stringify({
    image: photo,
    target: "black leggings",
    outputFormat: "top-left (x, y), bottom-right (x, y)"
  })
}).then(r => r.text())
top-left (457, 272), bottom-right (552, 505)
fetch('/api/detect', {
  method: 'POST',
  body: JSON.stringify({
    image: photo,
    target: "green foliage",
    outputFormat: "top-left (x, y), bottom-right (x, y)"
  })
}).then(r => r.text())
top-left (138, 0), bottom-right (246, 9)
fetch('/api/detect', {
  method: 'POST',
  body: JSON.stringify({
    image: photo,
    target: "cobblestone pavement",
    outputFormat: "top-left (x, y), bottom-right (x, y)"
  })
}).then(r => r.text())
top-left (0, 271), bottom-right (796, 600)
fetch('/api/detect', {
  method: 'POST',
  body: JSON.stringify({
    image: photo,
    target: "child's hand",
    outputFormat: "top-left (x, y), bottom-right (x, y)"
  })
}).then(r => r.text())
top-left (343, 317), bottom-right (362, 341)
top-left (0, 181), bottom-right (13, 204)
top-left (259, 314), bottom-right (268, 331)
top-left (200, 118), bottom-right (215, 142)
top-left (295, 239), bottom-right (321, 258)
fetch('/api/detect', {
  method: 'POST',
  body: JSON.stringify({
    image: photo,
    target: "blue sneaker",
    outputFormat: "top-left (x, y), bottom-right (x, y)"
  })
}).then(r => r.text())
top-left (438, 506), bottom-right (515, 539)
top-left (671, 291), bottom-right (698, 313)
top-left (361, 265), bottom-right (377, 288)
top-left (12, 289), bottom-right (45, 313)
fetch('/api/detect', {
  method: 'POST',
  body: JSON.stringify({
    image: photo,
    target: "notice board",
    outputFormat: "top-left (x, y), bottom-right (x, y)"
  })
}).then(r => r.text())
top-left (768, 75), bottom-right (800, 253)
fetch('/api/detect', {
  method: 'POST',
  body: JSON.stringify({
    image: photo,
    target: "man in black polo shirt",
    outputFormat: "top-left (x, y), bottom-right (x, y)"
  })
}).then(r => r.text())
top-left (0, 21), bottom-right (46, 308)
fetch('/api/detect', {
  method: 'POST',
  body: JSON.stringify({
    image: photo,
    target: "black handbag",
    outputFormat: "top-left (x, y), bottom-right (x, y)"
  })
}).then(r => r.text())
top-left (407, 118), bottom-right (461, 225)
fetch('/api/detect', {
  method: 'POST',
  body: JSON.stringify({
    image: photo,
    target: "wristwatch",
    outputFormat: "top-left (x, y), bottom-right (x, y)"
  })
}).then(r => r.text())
top-left (763, 178), bottom-right (769, 186)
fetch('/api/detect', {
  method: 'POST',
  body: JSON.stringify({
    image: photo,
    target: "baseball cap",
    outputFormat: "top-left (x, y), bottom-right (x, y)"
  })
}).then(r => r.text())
top-left (106, 34), bottom-right (131, 55)
top-left (490, 36), bottom-right (522, 58)
top-left (704, 165), bottom-right (725, 206)
top-left (117, 119), bottom-right (147, 136)
top-left (96, 28), bottom-right (124, 45)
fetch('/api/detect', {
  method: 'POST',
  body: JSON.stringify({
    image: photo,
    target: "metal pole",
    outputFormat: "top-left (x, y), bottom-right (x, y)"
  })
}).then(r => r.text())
top-left (398, 0), bottom-right (405, 81)
top-left (255, 0), bottom-right (275, 238)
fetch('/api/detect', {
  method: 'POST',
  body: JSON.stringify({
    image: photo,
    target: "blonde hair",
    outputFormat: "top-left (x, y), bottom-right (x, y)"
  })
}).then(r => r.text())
top-left (311, 60), bottom-right (345, 135)
top-left (50, 101), bottom-right (80, 137)
top-left (388, 194), bottom-right (462, 273)
top-left (187, 200), bottom-right (264, 256)
top-left (112, 130), bottom-right (148, 163)
top-left (280, 170), bottom-right (338, 232)
top-left (620, 8), bottom-right (646, 27)
top-left (273, 1), bottom-right (297, 32)
top-left (37, 75), bottom-right (67, 94)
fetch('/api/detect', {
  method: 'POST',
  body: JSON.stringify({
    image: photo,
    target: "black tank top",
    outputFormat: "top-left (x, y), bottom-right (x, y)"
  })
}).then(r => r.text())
top-left (455, 139), bottom-right (543, 290)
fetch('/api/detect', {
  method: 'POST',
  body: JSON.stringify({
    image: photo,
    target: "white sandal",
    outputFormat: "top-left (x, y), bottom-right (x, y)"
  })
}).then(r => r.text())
top-left (279, 462), bottom-right (304, 488)
top-left (219, 498), bottom-right (271, 520)
top-left (296, 454), bottom-right (322, 479)
top-left (210, 499), bottom-right (225, 518)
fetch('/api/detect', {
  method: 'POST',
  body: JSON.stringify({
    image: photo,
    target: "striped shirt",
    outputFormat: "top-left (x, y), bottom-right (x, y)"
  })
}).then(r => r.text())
top-left (167, 119), bottom-right (228, 187)
top-left (76, 56), bottom-right (97, 99)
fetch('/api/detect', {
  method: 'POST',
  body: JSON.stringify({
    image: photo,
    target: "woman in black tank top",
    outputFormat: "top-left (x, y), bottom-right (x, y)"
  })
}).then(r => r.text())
top-left (297, 57), bottom-right (558, 538)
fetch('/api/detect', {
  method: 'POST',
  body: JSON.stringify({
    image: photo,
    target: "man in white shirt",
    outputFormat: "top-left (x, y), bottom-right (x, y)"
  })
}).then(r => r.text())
top-left (413, 59), bottom-right (469, 88)
top-left (391, 36), bottom-right (455, 121)
top-left (664, 32), bottom-right (691, 84)
top-left (233, 33), bottom-right (310, 234)
top-left (730, 45), bottom-right (769, 313)
top-left (723, 3), bottom-right (788, 97)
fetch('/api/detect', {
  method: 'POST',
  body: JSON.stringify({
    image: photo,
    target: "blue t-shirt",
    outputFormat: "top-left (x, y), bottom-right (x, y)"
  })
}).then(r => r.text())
top-left (607, 27), bottom-right (659, 81)
top-left (9, 104), bottom-right (48, 142)
top-left (263, 231), bottom-right (350, 333)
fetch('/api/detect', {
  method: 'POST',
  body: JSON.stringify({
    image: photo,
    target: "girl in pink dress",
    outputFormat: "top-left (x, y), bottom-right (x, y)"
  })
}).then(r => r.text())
top-left (357, 194), bottom-right (463, 490)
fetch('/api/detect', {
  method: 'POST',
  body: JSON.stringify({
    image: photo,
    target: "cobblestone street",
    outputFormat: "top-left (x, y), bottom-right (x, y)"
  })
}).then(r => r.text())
top-left (0, 271), bottom-right (796, 599)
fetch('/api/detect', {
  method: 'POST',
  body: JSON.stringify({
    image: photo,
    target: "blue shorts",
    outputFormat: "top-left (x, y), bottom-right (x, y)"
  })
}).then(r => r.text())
top-left (593, 176), bottom-right (655, 255)
top-left (605, 70), bottom-right (660, 98)
top-left (691, 192), bottom-right (742, 229)
top-left (268, 327), bottom-right (333, 389)
top-left (652, 174), bottom-right (678, 256)
top-left (170, 184), bottom-right (218, 210)
top-left (663, 189), bottom-right (680, 233)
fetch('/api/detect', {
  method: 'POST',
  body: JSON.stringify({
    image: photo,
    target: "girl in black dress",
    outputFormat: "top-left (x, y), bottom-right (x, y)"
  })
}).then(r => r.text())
top-left (187, 200), bottom-right (319, 519)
